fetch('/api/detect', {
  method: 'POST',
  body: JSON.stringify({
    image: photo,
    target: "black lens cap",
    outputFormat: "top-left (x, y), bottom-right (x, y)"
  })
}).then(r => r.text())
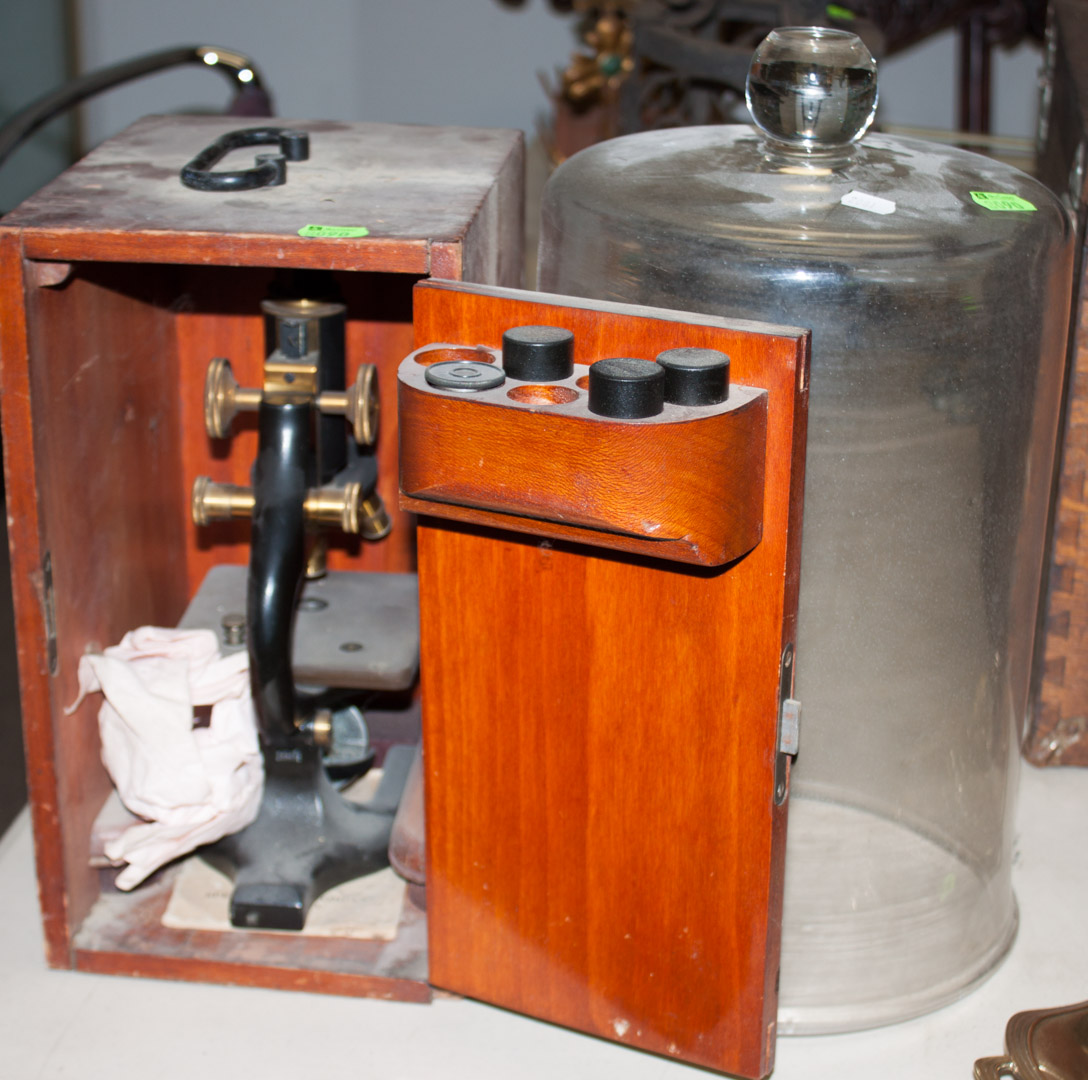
top-left (656, 348), bottom-right (730, 405)
top-left (588, 358), bottom-right (665, 418)
top-left (502, 325), bottom-right (575, 382)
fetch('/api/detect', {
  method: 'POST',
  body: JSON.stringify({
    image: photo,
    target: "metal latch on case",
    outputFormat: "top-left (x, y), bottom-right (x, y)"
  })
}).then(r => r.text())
top-left (779, 698), bottom-right (801, 756)
top-left (774, 643), bottom-right (800, 805)
top-left (774, 697), bottom-right (801, 806)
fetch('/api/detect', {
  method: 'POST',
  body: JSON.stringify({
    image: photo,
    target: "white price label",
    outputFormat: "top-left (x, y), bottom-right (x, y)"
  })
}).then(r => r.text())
top-left (841, 189), bottom-right (897, 215)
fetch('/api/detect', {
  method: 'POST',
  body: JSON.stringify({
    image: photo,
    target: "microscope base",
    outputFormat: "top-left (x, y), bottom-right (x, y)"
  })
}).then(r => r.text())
top-left (208, 744), bottom-right (415, 931)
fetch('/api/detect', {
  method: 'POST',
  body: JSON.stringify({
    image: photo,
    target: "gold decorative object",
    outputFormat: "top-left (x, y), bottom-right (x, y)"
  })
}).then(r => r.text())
top-left (560, 6), bottom-right (635, 109)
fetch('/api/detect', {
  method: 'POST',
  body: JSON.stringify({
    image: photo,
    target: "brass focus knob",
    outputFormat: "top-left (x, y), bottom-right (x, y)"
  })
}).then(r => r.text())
top-left (191, 476), bottom-right (255, 525)
top-left (204, 357), bottom-right (378, 446)
top-left (193, 476), bottom-right (388, 538)
top-left (204, 357), bottom-right (262, 439)
top-left (300, 485), bottom-right (391, 538)
top-left (347, 364), bottom-right (379, 447)
top-left (304, 482), bottom-right (363, 534)
top-left (316, 364), bottom-right (379, 447)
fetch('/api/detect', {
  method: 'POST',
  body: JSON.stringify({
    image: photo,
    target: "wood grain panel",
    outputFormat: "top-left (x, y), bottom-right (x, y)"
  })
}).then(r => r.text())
top-left (412, 281), bottom-right (808, 1078)
top-left (27, 264), bottom-right (190, 947)
top-left (0, 232), bottom-right (73, 966)
top-left (20, 231), bottom-right (431, 275)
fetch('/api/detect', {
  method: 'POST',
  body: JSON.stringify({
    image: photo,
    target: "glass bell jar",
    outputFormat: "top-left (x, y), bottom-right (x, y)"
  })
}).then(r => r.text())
top-left (538, 27), bottom-right (1073, 1033)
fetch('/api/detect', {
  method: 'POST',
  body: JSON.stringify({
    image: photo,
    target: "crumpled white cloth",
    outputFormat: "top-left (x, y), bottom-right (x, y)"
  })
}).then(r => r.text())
top-left (67, 626), bottom-right (263, 890)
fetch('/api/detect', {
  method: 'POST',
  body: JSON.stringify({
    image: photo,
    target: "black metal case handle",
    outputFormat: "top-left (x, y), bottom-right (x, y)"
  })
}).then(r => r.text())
top-left (180, 126), bottom-right (309, 191)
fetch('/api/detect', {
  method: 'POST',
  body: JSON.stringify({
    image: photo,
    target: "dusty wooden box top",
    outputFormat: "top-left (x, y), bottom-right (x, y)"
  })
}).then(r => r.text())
top-left (0, 115), bottom-right (523, 273)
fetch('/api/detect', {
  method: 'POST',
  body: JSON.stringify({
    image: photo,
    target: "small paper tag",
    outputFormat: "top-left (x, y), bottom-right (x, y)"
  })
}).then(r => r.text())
top-left (298, 224), bottom-right (371, 238)
top-left (970, 191), bottom-right (1036, 212)
top-left (841, 189), bottom-right (896, 215)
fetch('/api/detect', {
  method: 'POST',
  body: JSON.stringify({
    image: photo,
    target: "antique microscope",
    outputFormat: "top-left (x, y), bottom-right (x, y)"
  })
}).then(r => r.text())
top-left (189, 295), bottom-right (416, 931)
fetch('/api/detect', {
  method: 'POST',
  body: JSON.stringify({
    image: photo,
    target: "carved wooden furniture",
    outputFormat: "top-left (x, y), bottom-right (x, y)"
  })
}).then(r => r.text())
top-left (1030, 0), bottom-right (1088, 766)
top-left (0, 114), bottom-right (522, 996)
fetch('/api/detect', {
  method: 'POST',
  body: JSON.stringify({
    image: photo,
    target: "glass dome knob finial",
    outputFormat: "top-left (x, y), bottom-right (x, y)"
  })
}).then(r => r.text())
top-left (745, 27), bottom-right (878, 160)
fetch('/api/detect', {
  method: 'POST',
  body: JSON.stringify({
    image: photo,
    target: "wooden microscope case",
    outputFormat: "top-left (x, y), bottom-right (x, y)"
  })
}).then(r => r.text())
top-left (0, 114), bottom-right (522, 999)
top-left (0, 114), bottom-right (810, 1079)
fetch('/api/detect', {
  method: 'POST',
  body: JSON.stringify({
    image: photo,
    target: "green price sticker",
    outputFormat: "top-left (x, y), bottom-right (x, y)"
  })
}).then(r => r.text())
top-left (298, 224), bottom-right (371, 238)
top-left (826, 4), bottom-right (856, 20)
top-left (970, 191), bottom-right (1036, 213)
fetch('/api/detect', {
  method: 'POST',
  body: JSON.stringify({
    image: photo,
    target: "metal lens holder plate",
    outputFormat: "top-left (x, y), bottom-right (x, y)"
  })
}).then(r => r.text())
top-left (425, 360), bottom-right (505, 392)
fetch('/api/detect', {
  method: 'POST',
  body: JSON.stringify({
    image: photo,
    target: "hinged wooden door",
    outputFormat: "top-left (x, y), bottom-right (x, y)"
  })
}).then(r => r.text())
top-left (401, 279), bottom-right (809, 1078)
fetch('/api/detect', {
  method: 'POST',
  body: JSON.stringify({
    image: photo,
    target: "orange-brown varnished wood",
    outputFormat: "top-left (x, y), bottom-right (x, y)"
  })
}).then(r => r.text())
top-left (0, 117), bottom-right (522, 997)
top-left (20, 230), bottom-right (432, 275)
top-left (429, 241), bottom-right (467, 283)
top-left (26, 260), bottom-right (73, 288)
top-left (0, 231), bottom-right (72, 966)
top-left (411, 281), bottom-right (809, 1078)
top-left (399, 353), bottom-right (766, 565)
top-left (27, 264), bottom-right (190, 951)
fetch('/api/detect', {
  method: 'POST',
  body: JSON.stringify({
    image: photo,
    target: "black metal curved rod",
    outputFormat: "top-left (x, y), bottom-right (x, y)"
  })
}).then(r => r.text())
top-left (180, 127), bottom-right (309, 192)
top-left (0, 44), bottom-right (271, 176)
top-left (247, 400), bottom-right (310, 749)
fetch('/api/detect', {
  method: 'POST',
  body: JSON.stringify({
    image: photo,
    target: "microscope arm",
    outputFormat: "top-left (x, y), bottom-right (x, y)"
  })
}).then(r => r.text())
top-left (248, 399), bottom-right (309, 749)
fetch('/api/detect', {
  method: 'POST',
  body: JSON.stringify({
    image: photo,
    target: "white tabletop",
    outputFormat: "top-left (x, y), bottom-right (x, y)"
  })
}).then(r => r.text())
top-left (1, 762), bottom-right (1085, 1080)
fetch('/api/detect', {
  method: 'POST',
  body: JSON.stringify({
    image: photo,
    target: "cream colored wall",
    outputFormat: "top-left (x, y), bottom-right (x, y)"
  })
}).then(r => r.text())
top-left (70, 2), bottom-right (1044, 150)
top-left (74, 0), bottom-right (576, 146)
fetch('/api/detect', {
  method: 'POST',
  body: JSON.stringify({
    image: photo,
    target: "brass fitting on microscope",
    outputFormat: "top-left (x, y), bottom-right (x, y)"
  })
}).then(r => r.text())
top-left (196, 318), bottom-right (389, 540)
top-left (204, 355), bottom-right (380, 446)
top-left (191, 475), bottom-right (391, 538)
top-left (297, 708), bottom-right (334, 750)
